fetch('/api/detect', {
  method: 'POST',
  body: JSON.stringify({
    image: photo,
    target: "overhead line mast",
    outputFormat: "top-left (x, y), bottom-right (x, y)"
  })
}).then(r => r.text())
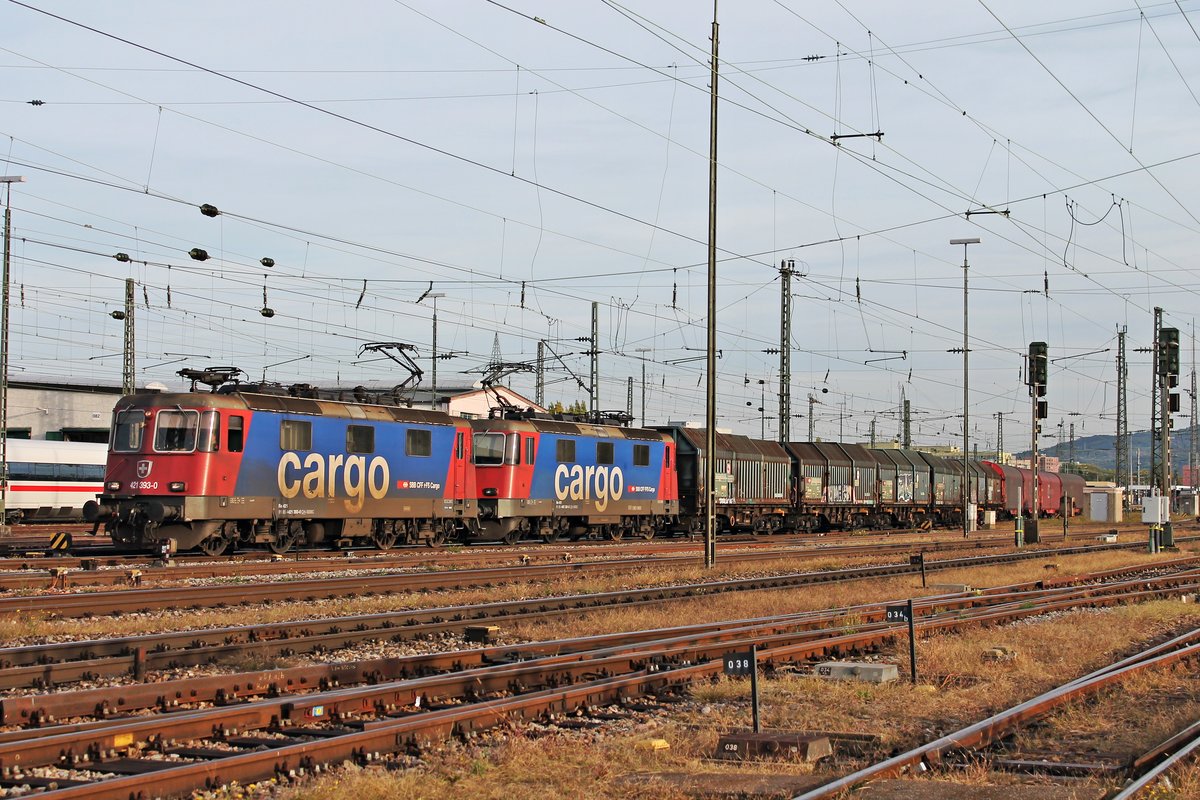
top-left (703, 0), bottom-right (719, 569)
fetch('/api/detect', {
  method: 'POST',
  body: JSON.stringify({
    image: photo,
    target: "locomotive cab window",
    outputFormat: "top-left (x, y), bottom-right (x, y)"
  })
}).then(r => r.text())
top-left (347, 425), bottom-right (375, 454)
top-left (154, 410), bottom-right (200, 452)
top-left (406, 428), bottom-right (432, 457)
top-left (597, 442), bottom-right (614, 465)
top-left (280, 420), bottom-right (312, 451)
top-left (556, 439), bottom-right (576, 463)
top-left (227, 416), bottom-right (244, 452)
top-left (112, 410), bottom-right (146, 453)
top-left (504, 433), bottom-right (521, 465)
top-left (633, 444), bottom-right (650, 467)
top-left (525, 437), bottom-right (535, 465)
top-left (197, 411), bottom-right (220, 453)
top-left (472, 433), bottom-right (504, 466)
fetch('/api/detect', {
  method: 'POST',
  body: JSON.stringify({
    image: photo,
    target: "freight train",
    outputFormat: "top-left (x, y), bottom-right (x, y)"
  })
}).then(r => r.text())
top-left (84, 377), bottom-right (1083, 553)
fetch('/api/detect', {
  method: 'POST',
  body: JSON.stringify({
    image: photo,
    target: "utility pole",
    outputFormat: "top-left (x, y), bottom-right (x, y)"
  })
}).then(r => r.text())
top-left (902, 397), bottom-right (911, 448)
top-left (1068, 422), bottom-right (1076, 474)
top-left (635, 347), bottom-right (651, 427)
top-left (0, 174), bottom-right (26, 533)
top-left (995, 411), bottom-right (1004, 463)
top-left (1151, 311), bottom-right (1161, 495)
top-left (779, 259), bottom-right (793, 443)
top-left (808, 394), bottom-right (818, 440)
top-left (122, 278), bottom-right (136, 395)
top-left (951, 238), bottom-right (980, 538)
top-left (590, 301), bottom-right (599, 419)
top-left (426, 292), bottom-right (445, 411)
top-left (703, 0), bottom-right (719, 569)
top-left (1116, 326), bottom-right (1129, 493)
top-left (869, 417), bottom-right (876, 447)
top-left (535, 341), bottom-right (545, 408)
top-left (626, 377), bottom-right (633, 424)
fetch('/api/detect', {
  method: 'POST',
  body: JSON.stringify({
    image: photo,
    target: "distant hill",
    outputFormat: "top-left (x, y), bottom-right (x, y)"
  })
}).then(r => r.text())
top-left (1015, 424), bottom-right (1200, 475)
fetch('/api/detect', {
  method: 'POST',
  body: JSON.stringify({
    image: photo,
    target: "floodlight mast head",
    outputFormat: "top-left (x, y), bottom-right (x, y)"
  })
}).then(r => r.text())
top-left (949, 237), bottom-right (981, 246)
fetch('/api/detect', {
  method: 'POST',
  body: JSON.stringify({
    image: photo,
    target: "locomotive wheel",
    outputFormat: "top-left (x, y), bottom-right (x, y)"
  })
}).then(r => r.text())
top-left (540, 529), bottom-right (561, 543)
top-left (198, 534), bottom-right (230, 557)
top-left (605, 526), bottom-right (623, 542)
top-left (372, 526), bottom-right (399, 551)
top-left (426, 525), bottom-right (450, 547)
top-left (268, 528), bottom-right (298, 554)
top-left (502, 528), bottom-right (522, 545)
top-left (638, 527), bottom-right (655, 541)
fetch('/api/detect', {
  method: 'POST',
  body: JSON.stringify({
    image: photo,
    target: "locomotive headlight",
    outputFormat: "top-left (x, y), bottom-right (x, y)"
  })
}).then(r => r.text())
top-left (168, 481), bottom-right (186, 492)
top-left (106, 481), bottom-right (121, 492)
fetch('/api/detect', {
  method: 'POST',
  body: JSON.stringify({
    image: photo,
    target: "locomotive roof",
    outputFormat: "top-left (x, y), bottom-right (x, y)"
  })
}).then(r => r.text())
top-left (469, 416), bottom-right (670, 442)
top-left (116, 391), bottom-right (463, 426)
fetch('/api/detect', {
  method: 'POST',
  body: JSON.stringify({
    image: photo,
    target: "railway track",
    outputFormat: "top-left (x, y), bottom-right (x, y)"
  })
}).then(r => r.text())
top-left (0, 561), bottom-right (1196, 798)
top-left (0, 534), bottom-right (1185, 620)
top-left (794, 626), bottom-right (1200, 799)
top-left (1, 548), bottom-right (1195, 693)
top-left (0, 531), bottom-right (1092, 592)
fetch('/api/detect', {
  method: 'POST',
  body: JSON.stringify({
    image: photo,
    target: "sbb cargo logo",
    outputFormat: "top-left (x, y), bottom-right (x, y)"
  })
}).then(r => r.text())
top-left (277, 453), bottom-right (389, 513)
top-left (554, 464), bottom-right (624, 511)
top-left (626, 484), bottom-right (655, 494)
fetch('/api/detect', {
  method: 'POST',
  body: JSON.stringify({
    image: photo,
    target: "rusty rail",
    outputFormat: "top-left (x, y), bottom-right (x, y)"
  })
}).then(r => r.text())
top-left (0, 535), bottom-right (1182, 619)
top-left (4, 568), bottom-right (1197, 798)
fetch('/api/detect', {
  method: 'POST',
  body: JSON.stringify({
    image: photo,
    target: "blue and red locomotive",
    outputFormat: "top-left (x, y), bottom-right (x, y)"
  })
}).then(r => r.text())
top-left (85, 373), bottom-right (1081, 553)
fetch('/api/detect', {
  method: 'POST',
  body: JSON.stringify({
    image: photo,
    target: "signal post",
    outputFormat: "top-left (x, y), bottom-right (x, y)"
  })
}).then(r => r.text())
top-left (1157, 317), bottom-right (1180, 547)
top-left (1027, 342), bottom-right (1048, 543)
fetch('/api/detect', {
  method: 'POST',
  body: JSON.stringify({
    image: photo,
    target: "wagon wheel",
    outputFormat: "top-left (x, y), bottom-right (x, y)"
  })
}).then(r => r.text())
top-left (371, 521), bottom-right (399, 551)
top-left (267, 522), bottom-right (300, 554)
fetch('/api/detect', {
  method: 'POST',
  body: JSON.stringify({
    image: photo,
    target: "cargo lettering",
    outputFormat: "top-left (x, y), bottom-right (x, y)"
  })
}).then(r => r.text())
top-left (554, 464), bottom-right (624, 512)
top-left (277, 452), bottom-right (390, 513)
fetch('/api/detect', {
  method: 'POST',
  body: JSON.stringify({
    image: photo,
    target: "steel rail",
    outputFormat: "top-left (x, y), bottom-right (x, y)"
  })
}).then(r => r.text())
top-left (2, 550), bottom-right (1197, 694)
top-left (9, 575), bottom-right (1200, 798)
top-left (9, 565), bottom-right (1194, 727)
top-left (1113, 720), bottom-right (1200, 798)
top-left (2, 535), bottom-right (1186, 619)
top-left (790, 634), bottom-right (1200, 799)
top-left (0, 534), bottom-right (1024, 592)
top-left (2, 575), bottom-right (1192, 768)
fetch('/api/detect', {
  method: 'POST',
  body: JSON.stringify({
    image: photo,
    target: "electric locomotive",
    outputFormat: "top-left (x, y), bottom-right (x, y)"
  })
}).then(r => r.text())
top-left (469, 416), bottom-right (679, 542)
top-left (85, 377), bottom-right (476, 554)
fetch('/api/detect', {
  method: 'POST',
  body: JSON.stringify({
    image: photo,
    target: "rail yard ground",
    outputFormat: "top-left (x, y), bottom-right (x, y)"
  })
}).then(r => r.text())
top-left (2, 521), bottom-right (1199, 798)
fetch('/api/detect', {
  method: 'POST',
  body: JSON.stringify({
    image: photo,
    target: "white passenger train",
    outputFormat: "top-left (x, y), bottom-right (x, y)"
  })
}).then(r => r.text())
top-left (3, 439), bottom-right (107, 523)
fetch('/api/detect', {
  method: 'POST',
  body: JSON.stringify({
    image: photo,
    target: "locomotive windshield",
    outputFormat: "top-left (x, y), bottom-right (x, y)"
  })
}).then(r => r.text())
top-left (154, 409), bottom-right (200, 452)
top-left (111, 410), bottom-right (146, 453)
top-left (472, 432), bottom-right (505, 466)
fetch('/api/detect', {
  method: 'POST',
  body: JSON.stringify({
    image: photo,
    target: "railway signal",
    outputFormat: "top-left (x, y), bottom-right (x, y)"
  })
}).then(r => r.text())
top-left (1025, 341), bottom-right (1049, 543)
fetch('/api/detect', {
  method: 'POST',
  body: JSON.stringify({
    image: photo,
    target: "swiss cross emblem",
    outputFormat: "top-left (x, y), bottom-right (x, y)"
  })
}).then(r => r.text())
top-left (137, 460), bottom-right (153, 479)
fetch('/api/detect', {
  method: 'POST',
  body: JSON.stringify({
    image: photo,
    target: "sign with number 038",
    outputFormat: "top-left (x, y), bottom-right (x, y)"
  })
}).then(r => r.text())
top-left (723, 652), bottom-right (754, 677)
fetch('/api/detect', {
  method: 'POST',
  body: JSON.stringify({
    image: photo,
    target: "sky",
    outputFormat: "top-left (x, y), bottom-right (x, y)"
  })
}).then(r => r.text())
top-left (3, 0), bottom-right (1200, 453)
